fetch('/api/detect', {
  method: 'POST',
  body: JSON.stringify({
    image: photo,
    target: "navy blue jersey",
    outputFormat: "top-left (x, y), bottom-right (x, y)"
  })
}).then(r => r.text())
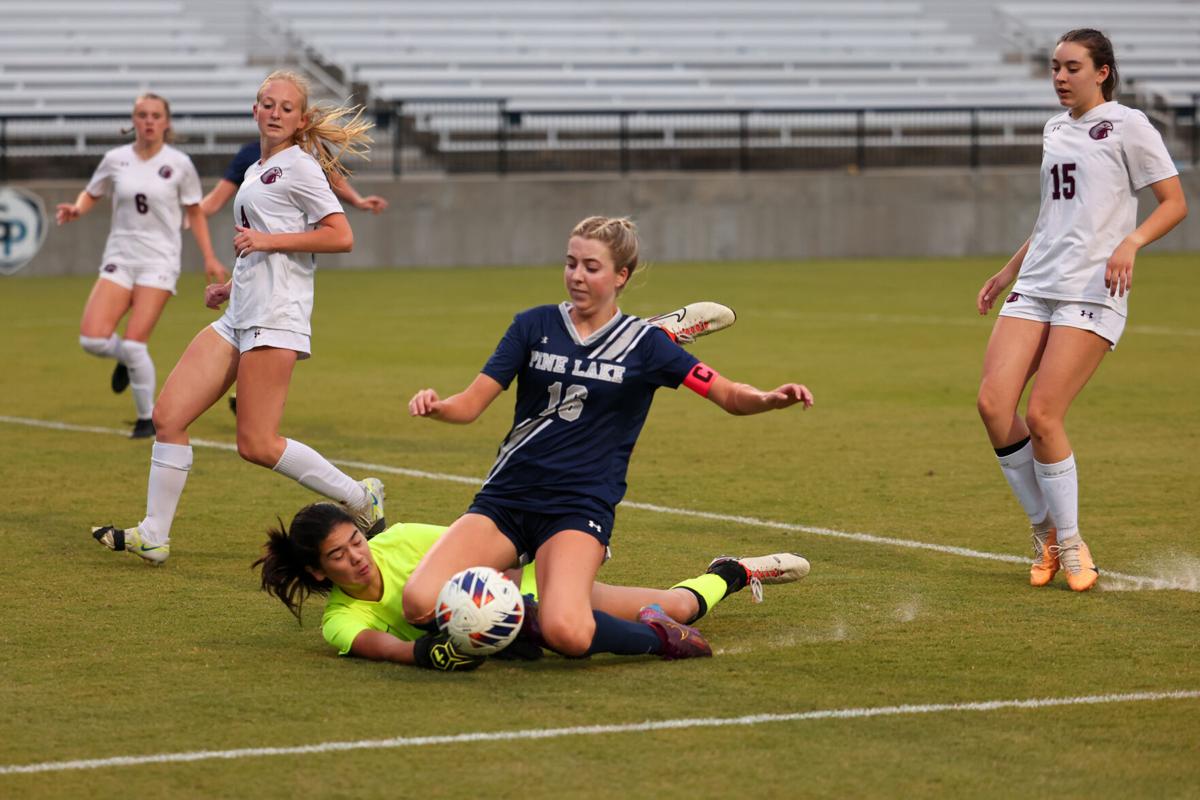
top-left (478, 303), bottom-right (699, 513)
top-left (223, 142), bottom-right (261, 186)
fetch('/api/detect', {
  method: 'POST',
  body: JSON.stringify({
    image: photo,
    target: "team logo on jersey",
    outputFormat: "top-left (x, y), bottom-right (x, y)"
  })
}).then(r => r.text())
top-left (1089, 121), bottom-right (1113, 140)
top-left (261, 166), bottom-right (284, 185)
top-left (158, 165), bottom-right (173, 179)
top-left (0, 186), bottom-right (49, 276)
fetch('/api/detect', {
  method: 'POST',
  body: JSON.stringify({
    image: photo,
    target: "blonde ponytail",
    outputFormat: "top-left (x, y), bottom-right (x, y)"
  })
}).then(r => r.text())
top-left (257, 70), bottom-right (373, 178)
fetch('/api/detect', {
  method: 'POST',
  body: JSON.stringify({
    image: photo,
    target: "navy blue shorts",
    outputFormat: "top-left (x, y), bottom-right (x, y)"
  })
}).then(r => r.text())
top-left (467, 496), bottom-right (614, 564)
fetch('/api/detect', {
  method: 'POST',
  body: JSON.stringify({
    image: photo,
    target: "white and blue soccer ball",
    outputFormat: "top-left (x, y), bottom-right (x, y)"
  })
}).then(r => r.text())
top-left (435, 566), bottom-right (525, 655)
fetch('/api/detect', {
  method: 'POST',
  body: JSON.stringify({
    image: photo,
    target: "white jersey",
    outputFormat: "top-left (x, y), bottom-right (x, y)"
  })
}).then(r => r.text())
top-left (1014, 101), bottom-right (1177, 315)
top-left (225, 145), bottom-right (343, 335)
top-left (84, 143), bottom-right (202, 271)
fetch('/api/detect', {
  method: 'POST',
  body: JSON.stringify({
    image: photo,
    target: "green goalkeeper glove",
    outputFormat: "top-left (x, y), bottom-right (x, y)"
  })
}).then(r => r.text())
top-left (413, 633), bottom-right (485, 672)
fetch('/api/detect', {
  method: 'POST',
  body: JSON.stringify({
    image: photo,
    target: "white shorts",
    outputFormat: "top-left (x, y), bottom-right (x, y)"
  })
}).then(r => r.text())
top-left (98, 260), bottom-right (180, 294)
top-left (998, 292), bottom-right (1126, 350)
top-left (211, 314), bottom-right (311, 360)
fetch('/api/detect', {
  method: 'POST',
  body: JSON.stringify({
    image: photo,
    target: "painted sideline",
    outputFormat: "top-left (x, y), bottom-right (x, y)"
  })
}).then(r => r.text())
top-left (1, 689), bottom-right (1196, 776)
top-left (1, 415), bottom-right (1194, 593)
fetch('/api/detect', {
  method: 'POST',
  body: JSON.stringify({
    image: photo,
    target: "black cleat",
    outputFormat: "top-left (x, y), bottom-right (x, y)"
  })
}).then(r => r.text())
top-left (130, 418), bottom-right (156, 439)
top-left (111, 363), bottom-right (130, 394)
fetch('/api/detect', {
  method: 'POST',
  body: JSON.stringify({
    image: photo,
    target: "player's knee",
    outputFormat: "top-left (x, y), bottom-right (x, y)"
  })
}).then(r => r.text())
top-left (1024, 405), bottom-right (1059, 440)
top-left (539, 610), bottom-right (595, 657)
top-left (401, 581), bottom-right (436, 626)
top-left (235, 433), bottom-right (278, 467)
top-left (976, 387), bottom-right (1009, 425)
top-left (151, 403), bottom-right (185, 438)
top-left (661, 591), bottom-right (697, 624)
top-left (79, 335), bottom-right (111, 357)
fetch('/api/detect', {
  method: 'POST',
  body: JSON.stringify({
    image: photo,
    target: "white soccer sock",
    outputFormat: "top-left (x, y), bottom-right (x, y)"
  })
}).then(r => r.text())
top-left (996, 439), bottom-right (1050, 527)
top-left (79, 333), bottom-right (122, 359)
top-left (1035, 454), bottom-right (1079, 540)
top-left (138, 442), bottom-right (193, 545)
top-left (272, 438), bottom-right (367, 508)
top-left (119, 340), bottom-right (155, 419)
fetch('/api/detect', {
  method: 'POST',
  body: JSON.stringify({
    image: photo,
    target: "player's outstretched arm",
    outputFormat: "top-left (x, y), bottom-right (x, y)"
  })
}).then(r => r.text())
top-left (199, 179), bottom-right (237, 217)
top-left (350, 629), bottom-right (483, 671)
top-left (330, 173), bottom-right (389, 214)
top-left (409, 374), bottom-right (504, 424)
top-left (705, 374), bottom-right (813, 416)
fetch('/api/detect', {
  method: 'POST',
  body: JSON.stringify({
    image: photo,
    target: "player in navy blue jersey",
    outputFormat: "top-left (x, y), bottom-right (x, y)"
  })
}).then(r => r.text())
top-left (404, 216), bottom-right (813, 663)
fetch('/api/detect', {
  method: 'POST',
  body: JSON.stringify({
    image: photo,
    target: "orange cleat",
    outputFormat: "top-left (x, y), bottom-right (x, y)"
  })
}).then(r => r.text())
top-left (1030, 528), bottom-right (1059, 587)
top-left (1053, 534), bottom-right (1100, 592)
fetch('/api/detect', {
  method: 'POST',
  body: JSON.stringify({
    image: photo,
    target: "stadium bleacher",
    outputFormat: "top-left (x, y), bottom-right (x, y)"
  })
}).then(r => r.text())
top-left (270, 0), bottom-right (1053, 111)
top-left (996, 1), bottom-right (1200, 108)
top-left (1, 0), bottom-right (1195, 176)
top-left (0, 0), bottom-right (260, 115)
top-left (261, 0), bottom-right (1066, 170)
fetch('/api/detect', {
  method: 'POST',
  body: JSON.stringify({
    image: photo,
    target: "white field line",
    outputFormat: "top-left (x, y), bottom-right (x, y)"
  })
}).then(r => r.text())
top-left (1, 415), bottom-right (1195, 593)
top-left (759, 309), bottom-right (1200, 338)
top-left (1, 689), bottom-right (1196, 776)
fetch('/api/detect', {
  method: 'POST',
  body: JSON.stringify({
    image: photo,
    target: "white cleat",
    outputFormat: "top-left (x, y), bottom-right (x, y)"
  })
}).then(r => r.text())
top-left (707, 552), bottom-right (810, 603)
top-left (646, 301), bottom-right (737, 345)
top-left (350, 477), bottom-right (387, 538)
top-left (91, 525), bottom-right (170, 565)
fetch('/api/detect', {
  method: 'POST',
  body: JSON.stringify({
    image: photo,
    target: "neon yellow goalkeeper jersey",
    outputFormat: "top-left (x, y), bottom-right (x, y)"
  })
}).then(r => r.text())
top-left (321, 522), bottom-right (538, 655)
top-left (322, 522), bottom-right (447, 655)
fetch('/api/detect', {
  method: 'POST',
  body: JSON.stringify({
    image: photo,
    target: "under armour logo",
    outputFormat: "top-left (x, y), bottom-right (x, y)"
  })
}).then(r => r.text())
top-left (587, 520), bottom-right (602, 533)
top-left (1080, 310), bottom-right (1094, 319)
top-left (253, 329), bottom-right (263, 338)
top-left (541, 336), bottom-right (549, 344)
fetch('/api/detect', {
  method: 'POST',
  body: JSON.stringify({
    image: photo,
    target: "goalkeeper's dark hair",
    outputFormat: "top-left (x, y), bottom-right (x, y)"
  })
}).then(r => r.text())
top-left (252, 502), bottom-right (351, 623)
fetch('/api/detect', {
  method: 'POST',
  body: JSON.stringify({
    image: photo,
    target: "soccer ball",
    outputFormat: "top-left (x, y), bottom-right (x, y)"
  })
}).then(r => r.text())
top-left (435, 566), bottom-right (526, 655)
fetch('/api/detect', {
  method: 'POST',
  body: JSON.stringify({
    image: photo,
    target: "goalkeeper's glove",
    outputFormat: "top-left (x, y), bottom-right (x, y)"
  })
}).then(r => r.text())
top-left (412, 633), bottom-right (485, 672)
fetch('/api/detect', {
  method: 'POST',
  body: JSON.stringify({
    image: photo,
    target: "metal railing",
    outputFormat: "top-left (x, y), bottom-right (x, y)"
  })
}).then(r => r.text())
top-left (387, 100), bottom-right (1062, 176)
top-left (0, 113), bottom-right (259, 181)
top-left (5, 99), bottom-right (1194, 181)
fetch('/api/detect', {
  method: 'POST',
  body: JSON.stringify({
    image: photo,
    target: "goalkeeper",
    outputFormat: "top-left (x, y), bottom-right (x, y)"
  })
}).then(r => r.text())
top-left (253, 502), bottom-right (809, 672)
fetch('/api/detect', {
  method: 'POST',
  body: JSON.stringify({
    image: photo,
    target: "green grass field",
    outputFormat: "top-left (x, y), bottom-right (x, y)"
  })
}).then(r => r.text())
top-left (1, 255), bottom-right (1198, 798)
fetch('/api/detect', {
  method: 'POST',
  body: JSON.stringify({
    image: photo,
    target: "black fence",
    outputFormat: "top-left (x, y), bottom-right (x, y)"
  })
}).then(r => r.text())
top-left (387, 100), bottom-right (1072, 176)
top-left (0, 114), bottom-right (259, 181)
top-left (3, 98), bottom-right (1196, 181)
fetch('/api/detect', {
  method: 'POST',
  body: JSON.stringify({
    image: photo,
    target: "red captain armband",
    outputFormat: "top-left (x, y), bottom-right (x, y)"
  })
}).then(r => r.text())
top-left (683, 363), bottom-right (719, 397)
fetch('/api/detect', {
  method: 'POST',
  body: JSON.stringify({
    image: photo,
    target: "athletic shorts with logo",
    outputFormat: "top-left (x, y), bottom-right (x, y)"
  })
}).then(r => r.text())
top-left (211, 314), bottom-right (312, 359)
top-left (999, 292), bottom-right (1126, 349)
top-left (467, 495), bottom-right (614, 565)
top-left (97, 260), bottom-right (180, 294)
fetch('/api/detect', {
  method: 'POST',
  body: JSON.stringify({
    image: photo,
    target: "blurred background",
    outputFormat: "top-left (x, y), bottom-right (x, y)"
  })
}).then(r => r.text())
top-left (2, 0), bottom-right (1197, 271)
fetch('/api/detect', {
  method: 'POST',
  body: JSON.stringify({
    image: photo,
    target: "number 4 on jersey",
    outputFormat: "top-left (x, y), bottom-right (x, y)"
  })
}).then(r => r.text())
top-left (1051, 163), bottom-right (1077, 200)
